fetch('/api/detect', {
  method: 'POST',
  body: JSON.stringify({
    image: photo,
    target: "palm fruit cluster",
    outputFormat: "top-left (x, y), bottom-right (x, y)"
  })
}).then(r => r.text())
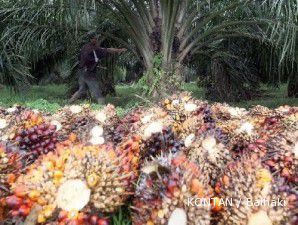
top-left (265, 130), bottom-right (298, 186)
top-left (50, 104), bottom-right (119, 145)
top-left (161, 92), bottom-right (208, 137)
top-left (8, 110), bottom-right (58, 162)
top-left (0, 143), bottom-right (22, 199)
top-left (5, 136), bottom-right (140, 224)
top-left (0, 105), bottom-right (29, 141)
top-left (187, 135), bottom-right (232, 187)
top-left (215, 156), bottom-right (296, 225)
top-left (132, 153), bottom-right (213, 225)
top-left (141, 126), bottom-right (184, 160)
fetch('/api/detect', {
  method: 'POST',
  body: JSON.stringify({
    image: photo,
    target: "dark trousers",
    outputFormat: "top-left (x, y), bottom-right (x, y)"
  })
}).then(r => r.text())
top-left (70, 69), bottom-right (104, 103)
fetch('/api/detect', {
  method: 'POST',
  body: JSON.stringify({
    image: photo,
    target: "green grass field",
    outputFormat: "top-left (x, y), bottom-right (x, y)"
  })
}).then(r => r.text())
top-left (0, 83), bottom-right (297, 115)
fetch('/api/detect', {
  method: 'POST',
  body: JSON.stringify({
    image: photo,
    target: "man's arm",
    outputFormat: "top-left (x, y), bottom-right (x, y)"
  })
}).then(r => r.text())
top-left (106, 48), bottom-right (127, 54)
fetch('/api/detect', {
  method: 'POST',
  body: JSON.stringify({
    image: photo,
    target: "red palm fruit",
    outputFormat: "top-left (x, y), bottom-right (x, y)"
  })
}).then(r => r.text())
top-left (58, 210), bottom-right (68, 222)
top-left (67, 219), bottom-right (80, 225)
top-left (6, 196), bottom-right (22, 209)
top-left (10, 210), bottom-right (20, 217)
top-left (18, 205), bottom-right (30, 217)
top-left (97, 218), bottom-right (109, 225)
top-left (90, 215), bottom-right (98, 225)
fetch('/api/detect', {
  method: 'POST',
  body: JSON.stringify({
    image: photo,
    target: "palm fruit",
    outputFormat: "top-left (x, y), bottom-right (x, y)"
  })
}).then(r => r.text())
top-left (0, 143), bottom-right (23, 199)
top-left (0, 105), bottom-right (29, 141)
top-left (215, 156), bottom-right (294, 225)
top-left (0, 142), bottom-right (24, 222)
top-left (211, 103), bottom-right (248, 121)
top-left (114, 106), bottom-right (171, 144)
top-left (187, 134), bottom-right (232, 186)
top-left (6, 136), bottom-right (140, 224)
top-left (228, 120), bottom-right (259, 154)
top-left (51, 104), bottom-right (96, 142)
top-left (95, 104), bottom-right (121, 143)
top-left (132, 153), bottom-right (213, 225)
top-left (51, 104), bottom-right (119, 145)
top-left (162, 92), bottom-right (208, 134)
top-left (265, 130), bottom-right (298, 185)
top-left (141, 126), bottom-right (184, 160)
top-left (281, 109), bottom-right (298, 132)
top-left (10, 111), bottom-right (57, 162)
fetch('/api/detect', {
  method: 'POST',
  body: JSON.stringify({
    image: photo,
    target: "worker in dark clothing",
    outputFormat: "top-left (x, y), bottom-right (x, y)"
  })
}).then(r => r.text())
top-left (70, 32), bottom-right (127, 104)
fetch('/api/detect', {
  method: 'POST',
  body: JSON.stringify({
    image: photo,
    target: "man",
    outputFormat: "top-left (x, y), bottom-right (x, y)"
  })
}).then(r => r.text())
top-left (70, 32), bottom-right (127, 104)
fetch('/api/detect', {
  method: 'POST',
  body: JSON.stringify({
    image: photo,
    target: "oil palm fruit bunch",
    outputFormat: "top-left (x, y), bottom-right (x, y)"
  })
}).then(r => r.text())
top-left (132, 153), bottom-right (213, 225)
top-left (265, 130), bottom-right (298, 185)
top-left (51, 104), bottom-right (96, 142)
top-left (228, 120), bottom-right (259, 153)
top-left (6, 137), bottom-right (140, 224)
top-left (10, 111), bottom-right (57, 162)
top-left (95, 104), bottom-right (121, 144)
top-left (53, 104), bottom-right (119, 145)
top-left (113, 106), bottom-right (170, 144)
top-left (0, 142), bottom-right (22, 199)
top-left (162, 93), bottom-right (206, 128)
top-left (211, 103), bottom-right (248, 121)
top-left (187, 134), bottom-right (232, 186)
top-left (281, 109), bottom-right (298, 132)
top-left (0, 105), bottom-right (29, 141)
top-left (215, 156), bottom-right (294, 225)
top-left (141, 126), bottom-right (184, 160)
top-left (0, 142), bottom-right (23, 223)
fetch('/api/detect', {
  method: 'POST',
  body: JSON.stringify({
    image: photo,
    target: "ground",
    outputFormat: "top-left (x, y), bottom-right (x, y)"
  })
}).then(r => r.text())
top-left (0, 83), bottom-right (297, 116)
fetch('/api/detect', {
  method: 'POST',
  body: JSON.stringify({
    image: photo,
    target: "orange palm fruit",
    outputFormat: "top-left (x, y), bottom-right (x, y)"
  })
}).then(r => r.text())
top-left (7, 173), bottom-right (16, 184)
top-left (28, 190), bottom-right (41, 200)
top-left (38, 214), bottom-right (46, 223)
top-left (54, 170), bottom-right (63, 180)
top-left (87, 174), bottom-right (99, 188)
top-left (14, 186), bottom-right (27, 197)
top-left (211, 197), bottom-right (223, 212)
top-left (191, 179), bottom-right (203, 196)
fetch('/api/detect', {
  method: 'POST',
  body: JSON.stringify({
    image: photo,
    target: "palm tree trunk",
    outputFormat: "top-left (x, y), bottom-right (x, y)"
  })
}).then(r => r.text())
top-left (288, 72), bottom-right (298, 98)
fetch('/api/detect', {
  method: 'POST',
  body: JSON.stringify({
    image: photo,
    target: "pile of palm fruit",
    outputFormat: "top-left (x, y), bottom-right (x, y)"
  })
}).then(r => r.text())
top-left (0, 92), bottom-right (297, 225)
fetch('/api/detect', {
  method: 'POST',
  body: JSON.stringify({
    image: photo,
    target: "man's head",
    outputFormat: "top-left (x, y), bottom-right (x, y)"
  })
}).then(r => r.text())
top-left (88, 32), bottom-right (97, 45)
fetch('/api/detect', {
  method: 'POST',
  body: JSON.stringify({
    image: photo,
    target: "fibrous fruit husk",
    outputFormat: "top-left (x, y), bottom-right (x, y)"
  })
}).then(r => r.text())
top-left (132, 153), bottom-right (213, 225)
top-left (216, 156), bottom-right (295, 225)
top-left (6, 136), bottom-right (140, 224)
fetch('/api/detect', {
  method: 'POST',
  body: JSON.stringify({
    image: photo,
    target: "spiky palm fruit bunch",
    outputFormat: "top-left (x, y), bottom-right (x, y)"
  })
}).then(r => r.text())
top-left (281, 110), bottom-right (298, 132)
top-left (0, 106), bottom-right (30, 141)
top-left (132, 153), bottom-right (213, 225)
top-left (113, 107), bottom-right (171, 144)
top-left (215, 156), bottom-right (294, 225)
top-left (0, 142), bottom-right (24, 222)
top-left (187, 135), bottom-right (232, 186)
top-left (249, 105), bottom-right (273, 117)
top-left (6, 137), bottom-right (140, 224)
top-left (50, 105), bottom-right (97, 142)
top-left (228, 120), bottom-right (259, 152)
top-left (9, 111), bottom-right (58, 162)
top-left (141, 126), bottom-right (184, 160)
top-left (162, 93), bottom-right (208, 132)
top-left (0, 143), bottom-right (23, 199)
top-left (265, 130), bottom-right (298, 185)
top-left (52, 104), bottom-right (120, 145)
top-left (211, 103), bottom-right (248, 121)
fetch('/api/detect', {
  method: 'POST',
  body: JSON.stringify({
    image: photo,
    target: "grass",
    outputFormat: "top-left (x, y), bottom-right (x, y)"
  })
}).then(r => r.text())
top-left (0, 83), bottom-right (297, 115)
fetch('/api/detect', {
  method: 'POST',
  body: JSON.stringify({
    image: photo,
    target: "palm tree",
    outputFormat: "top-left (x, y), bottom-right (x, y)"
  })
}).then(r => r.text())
top-left (100, 0), bottom-right (297, 98)
top-left (0, 0), bottom-right (103, 89)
